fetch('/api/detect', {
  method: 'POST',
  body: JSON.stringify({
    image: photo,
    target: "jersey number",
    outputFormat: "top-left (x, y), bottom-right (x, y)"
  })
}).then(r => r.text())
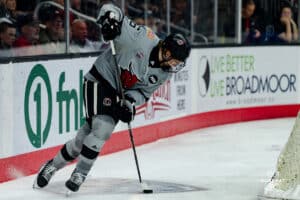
top-left (129, 20), bottom-right (141, 31)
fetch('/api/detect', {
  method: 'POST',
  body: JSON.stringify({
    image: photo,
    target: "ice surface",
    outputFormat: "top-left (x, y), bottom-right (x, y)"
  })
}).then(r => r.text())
top-left (0, 118), bottom-right (294, 200)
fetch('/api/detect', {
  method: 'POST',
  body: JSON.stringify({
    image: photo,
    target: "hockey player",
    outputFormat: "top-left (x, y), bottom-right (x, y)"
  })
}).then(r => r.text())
top-left (34, 3), bottom-right (191, 192)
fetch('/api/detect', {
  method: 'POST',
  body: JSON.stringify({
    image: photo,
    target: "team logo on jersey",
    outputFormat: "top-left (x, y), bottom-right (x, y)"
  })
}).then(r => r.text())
top-left (149, 75), bottom-right (158, 84)
top-left (103, 97), bottom-right (112, 106)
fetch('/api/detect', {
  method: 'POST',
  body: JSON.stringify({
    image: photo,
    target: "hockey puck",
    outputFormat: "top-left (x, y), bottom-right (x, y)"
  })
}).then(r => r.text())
top-left (141, 182), bottom-right (153, 193)
top-left (143, 189), bottom-right (153, 194)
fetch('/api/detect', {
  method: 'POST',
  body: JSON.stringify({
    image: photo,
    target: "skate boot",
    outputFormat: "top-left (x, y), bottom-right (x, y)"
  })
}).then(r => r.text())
top-left (65, 168), bottom-right (87, 192)
top-left (36, 159), bottom-right (57, 188)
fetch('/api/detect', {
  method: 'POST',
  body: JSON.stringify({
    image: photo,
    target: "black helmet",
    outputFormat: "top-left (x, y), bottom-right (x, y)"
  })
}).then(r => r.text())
top-left (162, 33), bottom-right (191, 62)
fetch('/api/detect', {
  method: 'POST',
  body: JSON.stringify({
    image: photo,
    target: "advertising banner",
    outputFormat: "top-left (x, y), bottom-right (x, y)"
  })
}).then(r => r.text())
top-left (194, 46), bottom-right (299, 113)
top-left (13, 58), bottom-right (94, 155)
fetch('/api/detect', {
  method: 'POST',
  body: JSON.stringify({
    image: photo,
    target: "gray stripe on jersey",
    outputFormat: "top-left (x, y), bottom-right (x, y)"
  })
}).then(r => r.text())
top-left (84, 82), bottom-right (89, 118)
top-left (94, 82), bottom-right (98, 115)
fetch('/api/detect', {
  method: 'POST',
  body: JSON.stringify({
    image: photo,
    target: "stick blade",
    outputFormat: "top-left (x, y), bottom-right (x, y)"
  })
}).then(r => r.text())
top-left (141, 182), bottom-right (153, 194)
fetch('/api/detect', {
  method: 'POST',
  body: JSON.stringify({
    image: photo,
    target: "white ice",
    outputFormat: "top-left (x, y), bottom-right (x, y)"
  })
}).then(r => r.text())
top-left (0, 117), bottom-right (295, 200)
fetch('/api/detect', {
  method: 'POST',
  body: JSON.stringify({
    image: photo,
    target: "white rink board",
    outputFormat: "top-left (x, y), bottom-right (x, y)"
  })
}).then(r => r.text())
top-left (0, 56), bottom-right (192, 157)
top-left (1, 46), bottom-right (300, 158)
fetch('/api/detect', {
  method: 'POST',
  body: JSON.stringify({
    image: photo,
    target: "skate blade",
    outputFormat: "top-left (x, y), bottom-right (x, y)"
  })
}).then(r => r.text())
top-left (66, 188), bottom-right (78, 197)
top-left (32, 177), bottom-right (38, 189)
top-left (66, 189), bottom-right (73, 197)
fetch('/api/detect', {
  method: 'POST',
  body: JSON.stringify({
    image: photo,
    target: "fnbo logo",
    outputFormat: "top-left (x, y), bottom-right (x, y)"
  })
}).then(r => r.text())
top-left (24, 64), bottom-right (52, 148)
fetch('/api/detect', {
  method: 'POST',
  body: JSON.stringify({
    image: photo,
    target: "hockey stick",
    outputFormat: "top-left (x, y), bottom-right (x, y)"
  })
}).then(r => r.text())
top-left (110, 40), bottom-right (153, 194)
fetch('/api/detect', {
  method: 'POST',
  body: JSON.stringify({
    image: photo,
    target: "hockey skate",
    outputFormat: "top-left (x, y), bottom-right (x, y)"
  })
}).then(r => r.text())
top-left (34, 159), bottom-right (57, 188)
top-left (65, 168), bottom-right (86, 193)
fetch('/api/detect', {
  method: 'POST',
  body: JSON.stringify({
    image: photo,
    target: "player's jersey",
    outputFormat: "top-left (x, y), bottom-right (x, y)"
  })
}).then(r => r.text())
top-left (84, 4), bottom-right (172, 106)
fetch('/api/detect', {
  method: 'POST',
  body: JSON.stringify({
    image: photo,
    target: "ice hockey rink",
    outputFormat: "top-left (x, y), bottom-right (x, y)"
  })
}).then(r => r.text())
top-left (0, 117), bottom-right (295, 200)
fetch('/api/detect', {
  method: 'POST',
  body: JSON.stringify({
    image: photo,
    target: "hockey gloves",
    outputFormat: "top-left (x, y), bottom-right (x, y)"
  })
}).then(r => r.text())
top-left (98, 11), bottom-right (121, 41)
top-left (116, 96), bottom-right (136, 123)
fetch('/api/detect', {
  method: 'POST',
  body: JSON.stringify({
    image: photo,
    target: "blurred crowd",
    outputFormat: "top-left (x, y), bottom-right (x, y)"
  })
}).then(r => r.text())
top-left (0, 0), bottom-right (110, 57)
top-left (0, 0), bottom-right (198, 57)
top-left (0, 0), bottom-right (299, 58)
top-left (240, 0), bottom-right (299, 44)
top-left (224, 0), bottom-right (299, 44)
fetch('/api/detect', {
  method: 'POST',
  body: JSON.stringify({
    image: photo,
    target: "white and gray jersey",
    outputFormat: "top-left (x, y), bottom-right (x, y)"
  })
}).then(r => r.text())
top-left (85, 3), bottom-right (172, 106)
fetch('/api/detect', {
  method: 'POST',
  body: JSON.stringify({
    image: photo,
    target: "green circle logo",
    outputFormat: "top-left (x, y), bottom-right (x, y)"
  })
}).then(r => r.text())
top-left (24, 64), bottom-right (52, 148)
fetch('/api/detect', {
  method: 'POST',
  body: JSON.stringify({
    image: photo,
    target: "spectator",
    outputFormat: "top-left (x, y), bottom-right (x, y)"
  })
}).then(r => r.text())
top-left (4, 0), bottom-right (16, 18)
top-left (154, 19), bottom-right (167, 39)
top-left (145, 11), bottom-right (157, 30)
top-left (171, 0), bottom-right (189, 27)
top-left (81, 0), bottom-right (100, 18)
top-left (149, 0), bottom-right (161, 18)
top-left (15, 0), bottom-right (35, 14)
top-left (222, 0), bottom-right (266, 43)
top-left (38, 5), bottom-right (64, 53)
top-left (38, 5), bottom-right (64, 43)
top-left (0, 17), bottom-right (15, 56)
top-left (168, 0), bottom-right (194, 40)
top-left (133, 11), bottom-right (167, 39)
top-left (133, 17), bottom-right (145, 25)
top-left (54, 0), bottom-right (76, 23)
top-left (71, 0), bottom-right (81, 12)
top-left (241, 0), bottom-right (264, 44)
top-left (14, 14), bottom-right (40, 47)
top-left (13, 13), bottom-right (43, 56)
top-left (0, 1), bottom-right (5, 12)
top-left (86, 20), bottom-right (101, 42)
top-left (70, 19), bottom-right (105, 53)
top-left (2, 0), bottom-right (25, 21)
top-left (274, 4), bottom-right (299, 43)
top-left (53, 0), bottom-right (64, 6)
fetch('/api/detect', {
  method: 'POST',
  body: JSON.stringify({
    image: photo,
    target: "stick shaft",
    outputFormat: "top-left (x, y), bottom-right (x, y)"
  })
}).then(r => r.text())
top-left (110, 40), bottom-right (124, 99)
top-left (127, 123), bottom-right (143, 183)
top-left (110, 40), bottom-right (143, 184)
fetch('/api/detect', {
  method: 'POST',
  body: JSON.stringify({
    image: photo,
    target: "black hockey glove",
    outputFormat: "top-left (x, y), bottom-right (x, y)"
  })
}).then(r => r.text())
top-left (98, 11), bottom-right (122, 41)
top-left (116, 96), bottom-right (136, 123)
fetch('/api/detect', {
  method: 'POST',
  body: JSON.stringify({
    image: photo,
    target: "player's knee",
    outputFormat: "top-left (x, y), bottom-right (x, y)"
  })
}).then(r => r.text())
top-left (74, 122), bottom-right (91, 148)
top-left (91, 115), bottom-right (115, 141)
top-left (77, 123), bottom-right (91, 138)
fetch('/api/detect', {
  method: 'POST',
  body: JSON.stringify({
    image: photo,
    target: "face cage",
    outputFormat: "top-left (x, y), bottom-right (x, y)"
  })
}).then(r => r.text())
top-left (165, 61), bottom-right (185, 73)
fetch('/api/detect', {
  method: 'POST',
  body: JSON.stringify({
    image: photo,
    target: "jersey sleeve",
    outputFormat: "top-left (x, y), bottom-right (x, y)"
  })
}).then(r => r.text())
top-left (114, 16), bottom-right (149, 48)
top-left (125, 83), bottom-right (163, 106)
top-left (124, 90), bottom-right (148, 105)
